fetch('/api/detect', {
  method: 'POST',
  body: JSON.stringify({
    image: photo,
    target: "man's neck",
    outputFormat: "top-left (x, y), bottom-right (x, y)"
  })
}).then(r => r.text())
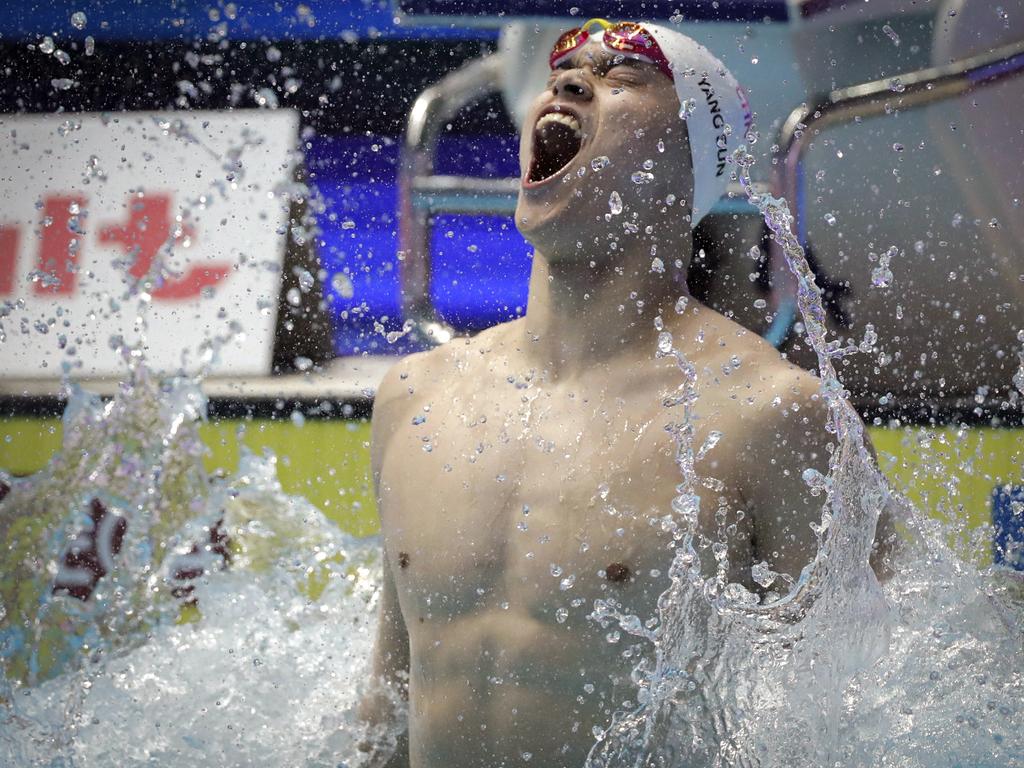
top-left (519, 238), bottom-right (694, 382)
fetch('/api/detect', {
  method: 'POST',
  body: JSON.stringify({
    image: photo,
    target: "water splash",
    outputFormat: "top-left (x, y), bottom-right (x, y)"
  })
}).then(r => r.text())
top-left (0, 93), bottom-right (363, 767)
top-left (585, 143), bottom-right (1023, 767)
top-left (0, 374), bottom-right (387, 766)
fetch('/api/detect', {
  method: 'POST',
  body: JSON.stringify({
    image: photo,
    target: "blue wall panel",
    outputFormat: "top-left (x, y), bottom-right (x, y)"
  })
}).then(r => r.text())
top-left (309, 134), bottom-right (530, 356)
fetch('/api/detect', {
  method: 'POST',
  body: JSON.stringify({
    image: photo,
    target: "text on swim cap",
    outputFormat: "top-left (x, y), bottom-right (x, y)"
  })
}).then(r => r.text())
top-left (697, 75), bottom-right (728, 178)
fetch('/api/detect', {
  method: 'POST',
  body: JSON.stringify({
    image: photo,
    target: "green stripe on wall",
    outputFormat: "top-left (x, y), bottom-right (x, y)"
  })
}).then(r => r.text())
top-left (3, 418), bottom-right (1022, 561)
top-left (1, 416), bottom-right (379, 538)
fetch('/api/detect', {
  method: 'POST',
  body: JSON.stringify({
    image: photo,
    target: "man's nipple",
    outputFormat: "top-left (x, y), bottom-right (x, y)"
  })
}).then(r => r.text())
top-left (605, 562), bottom-right (631, 583)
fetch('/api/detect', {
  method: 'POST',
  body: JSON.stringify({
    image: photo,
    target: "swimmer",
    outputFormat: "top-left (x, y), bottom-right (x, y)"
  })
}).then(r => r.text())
top-left (361, 19), bottom-right (895, 767)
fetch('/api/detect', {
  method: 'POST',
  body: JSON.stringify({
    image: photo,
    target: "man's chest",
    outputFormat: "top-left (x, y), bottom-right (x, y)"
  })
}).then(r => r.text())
top-left (377, 382), bottom-right (748, 623)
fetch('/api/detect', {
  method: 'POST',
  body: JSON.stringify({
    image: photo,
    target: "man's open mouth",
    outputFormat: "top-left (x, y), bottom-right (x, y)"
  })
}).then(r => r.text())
top-left (525, 108), bottom-right (584, 186)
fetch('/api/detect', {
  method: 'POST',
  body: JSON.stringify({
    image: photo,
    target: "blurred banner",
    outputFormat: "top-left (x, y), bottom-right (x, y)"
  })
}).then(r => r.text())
top-left (0, 109), bottom-right (299, 378)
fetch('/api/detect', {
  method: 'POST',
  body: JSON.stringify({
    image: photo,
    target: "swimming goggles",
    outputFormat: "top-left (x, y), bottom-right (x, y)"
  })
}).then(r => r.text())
top-left (548, 18), bottom-right (674, 82)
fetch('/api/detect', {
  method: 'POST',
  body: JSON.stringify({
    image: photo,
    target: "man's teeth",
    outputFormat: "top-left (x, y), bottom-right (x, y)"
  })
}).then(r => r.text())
top-left (536, 112), bottom-right (581, 137)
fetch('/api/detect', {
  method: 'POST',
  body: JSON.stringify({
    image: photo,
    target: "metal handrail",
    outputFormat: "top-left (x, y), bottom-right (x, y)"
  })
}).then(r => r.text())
top-left (397, 54), bottom-right (505, 346)
top-left (767, 37), bottom-right (1024, 347)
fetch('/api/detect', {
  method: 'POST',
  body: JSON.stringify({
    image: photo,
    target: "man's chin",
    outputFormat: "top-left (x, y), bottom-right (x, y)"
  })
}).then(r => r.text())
top-left (515, 220), bottom-right (589, 267)
top-left (516, 171), bottom-right (584, 216)
top-left (515, 190), bottom-right (553, 233)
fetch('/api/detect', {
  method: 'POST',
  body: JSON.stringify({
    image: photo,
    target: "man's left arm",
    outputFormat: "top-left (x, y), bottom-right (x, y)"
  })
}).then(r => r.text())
top-left (740, 371), bottom-right (832, 585)
top-left (740, 370), bottom-right (897, 585)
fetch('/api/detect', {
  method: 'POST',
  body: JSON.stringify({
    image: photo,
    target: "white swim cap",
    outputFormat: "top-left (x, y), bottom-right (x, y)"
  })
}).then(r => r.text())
top-left (558, 20), bottom-right (752, 226)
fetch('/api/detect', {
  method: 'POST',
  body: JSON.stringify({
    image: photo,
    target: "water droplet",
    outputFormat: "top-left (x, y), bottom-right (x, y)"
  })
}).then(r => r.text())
top-left (679, 98), bottom-right (697, 119)
top-left (824, 213), bottom-right (837, 226)
top-left (642, 159), bottom-right (654, 170)
top-left (84, 36), bottom-right (95, 55)
top-left (889, 77), bottom-right (906, 93)
top-left (657, 139), bottom-right (665, 153)
top-left (751, 561), bottom-right (777, 588)
top-left (608, 191), bottom-right (623, 215)
top-left (39, 36), bottom-right (55, 54)
top-left (1016, 330), bottom-right (1024, 394)
top-left (650, 257), bottom-right (665, 274)
top-left (71, 11), bottom-right (87, 30)
top-left (882, 24), bottom-right (900, 45)
top-left (802, 467), bottom-right (830, 495)
top-left (697, 430), bottom-right (723, 460)
top-left (385, 320), bottom-right (415, 344)
top-left (892, 142), bottom-right (905, 153)
top-left (871, 265), bottom-right (893, 288)
top-left (631, 171), bottom-right (654, 184)
top-left (559, 574), bottom-right (576, 591)
top-left (591, 155), bottom-right (610, 171)
top-left (297, 269), bottom-right (315, 292)
top-left (331, 272), bottom-right (354, 299)
top-left (550, 563), bottom-right (563, 578)
top-left (871, 245), bottom-right (898, 288)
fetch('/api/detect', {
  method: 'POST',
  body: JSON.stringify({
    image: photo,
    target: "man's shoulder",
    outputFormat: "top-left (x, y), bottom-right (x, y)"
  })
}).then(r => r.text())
top-left (734, 352), bottom-right (829, 456)
top-left (694, 314), bottom-right (825, 441)
top-left (689, 309), bottom-right (820, 412)
top-left (374, 320), bottom-right (523, 417)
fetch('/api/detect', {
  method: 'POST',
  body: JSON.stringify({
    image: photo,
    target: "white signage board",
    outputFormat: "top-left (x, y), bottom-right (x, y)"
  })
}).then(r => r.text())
top-left (0, 109), bottom-right (299, 378)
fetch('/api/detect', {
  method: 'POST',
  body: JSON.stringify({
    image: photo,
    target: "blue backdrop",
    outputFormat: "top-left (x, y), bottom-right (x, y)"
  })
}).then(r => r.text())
top-left (309, 134), bottom-right (532, 356)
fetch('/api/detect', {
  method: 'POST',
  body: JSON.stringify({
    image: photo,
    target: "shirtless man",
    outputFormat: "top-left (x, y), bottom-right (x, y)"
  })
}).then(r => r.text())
top-left (362, 19), bottom-right (891, 768)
